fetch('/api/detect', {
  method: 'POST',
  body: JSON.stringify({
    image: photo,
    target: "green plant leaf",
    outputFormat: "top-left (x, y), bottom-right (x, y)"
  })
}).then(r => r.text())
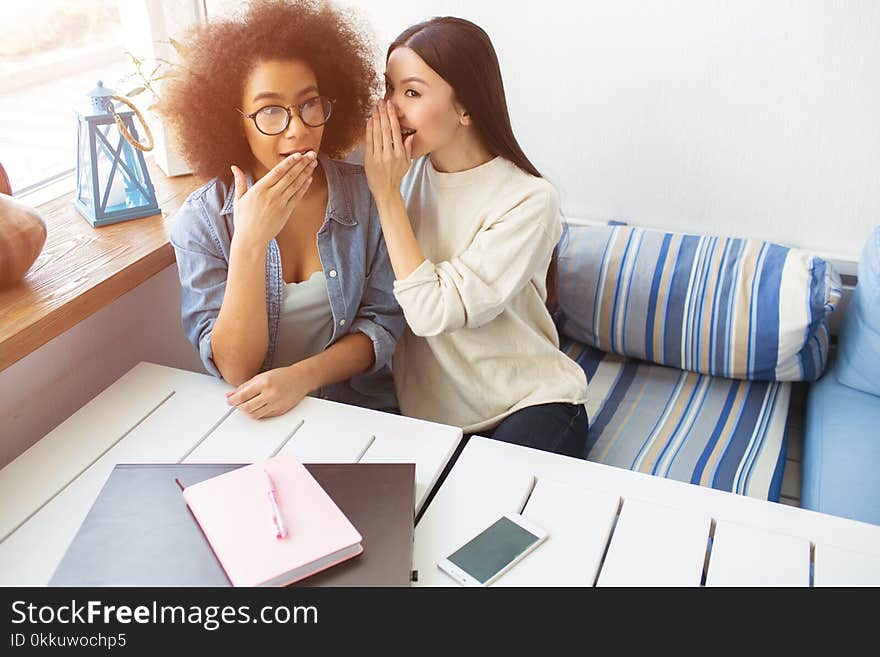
top-left (124, 51), bottom-right (142, 67)
top-left (126, 86), bottom-right (147, 97)
top-left (168, 36), bottom-right (188, 57)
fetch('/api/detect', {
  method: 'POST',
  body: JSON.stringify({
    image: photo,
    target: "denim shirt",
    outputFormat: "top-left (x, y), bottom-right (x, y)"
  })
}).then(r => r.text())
top-left (170, 154), bottom-right (404, 412)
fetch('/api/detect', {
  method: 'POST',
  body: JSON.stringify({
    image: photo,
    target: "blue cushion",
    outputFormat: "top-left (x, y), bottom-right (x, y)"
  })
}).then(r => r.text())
top-left (802, 362), bottom-right (880, 525)
top-left (561, 336), bottom-right (790, 501)
top-left (835, 225), bottom-right (880, 396)
top-left (556, 223), bottom-right (841, 381)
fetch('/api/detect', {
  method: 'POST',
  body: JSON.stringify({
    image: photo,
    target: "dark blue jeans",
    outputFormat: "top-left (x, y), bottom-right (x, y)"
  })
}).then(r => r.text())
top-left (416, 403), bottom-right (588, 523)
top-left (488, 402), bottom-right (588, 458)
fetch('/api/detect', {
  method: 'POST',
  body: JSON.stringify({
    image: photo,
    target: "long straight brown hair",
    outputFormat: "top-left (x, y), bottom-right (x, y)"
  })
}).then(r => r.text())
top-left (388, 17), bottom-right (562, 308)
top-left (387, 16), bottom-right (542, 179)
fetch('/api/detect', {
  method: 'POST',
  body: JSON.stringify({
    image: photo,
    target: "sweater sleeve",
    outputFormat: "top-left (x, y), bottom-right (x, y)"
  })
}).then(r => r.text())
top-left (392, 184), bottom-right (560, 337)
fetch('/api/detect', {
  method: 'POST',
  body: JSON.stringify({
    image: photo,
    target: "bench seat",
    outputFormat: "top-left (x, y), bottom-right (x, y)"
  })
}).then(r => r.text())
top-left (562, 337), bottom-right (790, 501)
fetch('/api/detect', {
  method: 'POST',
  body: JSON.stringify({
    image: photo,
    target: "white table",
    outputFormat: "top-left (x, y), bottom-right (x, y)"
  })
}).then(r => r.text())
top-left (0, 362), bottom-right (463, 586)
top-left (414, 437), bottom-right (880, 586)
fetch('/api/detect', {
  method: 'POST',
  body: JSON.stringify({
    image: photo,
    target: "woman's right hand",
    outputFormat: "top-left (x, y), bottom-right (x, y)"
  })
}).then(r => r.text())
top-left (364, 100), bottom-right (413, 205)
top-left (229, 151), bottom-right (318, 249)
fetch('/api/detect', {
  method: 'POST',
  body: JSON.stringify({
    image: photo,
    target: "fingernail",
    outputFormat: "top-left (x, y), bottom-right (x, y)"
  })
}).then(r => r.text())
top-left (292, 152), bottom-right (302, 160)
top-left (310, 160), bottom-right (318, 167)
top-left (306, 150), bottom-right (317, 159)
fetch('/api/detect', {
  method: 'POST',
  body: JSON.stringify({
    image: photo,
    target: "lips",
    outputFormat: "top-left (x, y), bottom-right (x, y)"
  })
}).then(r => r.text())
top-left (279, 148), bottom-right (314, 158)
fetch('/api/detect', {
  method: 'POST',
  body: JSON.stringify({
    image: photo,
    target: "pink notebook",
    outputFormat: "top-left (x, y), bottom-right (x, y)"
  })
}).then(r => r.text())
top-left (181, 453), bottom-right (363, 587)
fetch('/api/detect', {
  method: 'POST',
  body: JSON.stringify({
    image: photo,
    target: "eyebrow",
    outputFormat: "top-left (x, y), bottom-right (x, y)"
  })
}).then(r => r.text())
top-left (251, 85), bottom-right (320, 103)
top-left (385, 74), bottom-right (427, 86)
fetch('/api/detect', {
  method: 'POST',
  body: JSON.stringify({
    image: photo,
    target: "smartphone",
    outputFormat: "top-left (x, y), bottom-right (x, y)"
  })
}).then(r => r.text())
top-left (437, 513), bottom-right (548, 586)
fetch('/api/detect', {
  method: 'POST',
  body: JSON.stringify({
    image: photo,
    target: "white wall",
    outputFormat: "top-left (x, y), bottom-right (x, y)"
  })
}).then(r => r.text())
top-left (345, 0), bottom-right (879, 263)
top-left (0, 265), bottom-right (206, 469)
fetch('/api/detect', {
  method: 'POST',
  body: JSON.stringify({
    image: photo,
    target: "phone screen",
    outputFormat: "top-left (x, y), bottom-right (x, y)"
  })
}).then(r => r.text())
top-left (446, 516), bottom-right (542, 584)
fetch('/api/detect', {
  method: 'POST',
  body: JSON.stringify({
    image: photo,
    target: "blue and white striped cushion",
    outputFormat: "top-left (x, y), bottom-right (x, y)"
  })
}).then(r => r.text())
top-left (562, 337), bottom-right (789, 500)
top-left (556, 223), bottom-right (841, 381)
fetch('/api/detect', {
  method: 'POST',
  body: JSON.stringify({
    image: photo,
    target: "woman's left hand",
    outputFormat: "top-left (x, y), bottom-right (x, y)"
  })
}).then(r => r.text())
top-left (225, 364), bottom-right (314, 419)
top-left (364, 100), bottom-right (413, 202)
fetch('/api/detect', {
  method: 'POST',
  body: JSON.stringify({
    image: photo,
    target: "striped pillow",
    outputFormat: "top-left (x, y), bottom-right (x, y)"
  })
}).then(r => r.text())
top-left (556, 223), bottom-right (841, 381)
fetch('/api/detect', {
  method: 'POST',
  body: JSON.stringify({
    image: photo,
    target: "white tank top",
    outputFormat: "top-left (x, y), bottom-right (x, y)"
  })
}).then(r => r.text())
top-left (272, 271), bottom-right (335, 367)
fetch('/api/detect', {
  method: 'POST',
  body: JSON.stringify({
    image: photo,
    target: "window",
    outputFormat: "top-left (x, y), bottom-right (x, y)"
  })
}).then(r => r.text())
top-left (0, 1), bottom-right (128, 198)
top-left (203, 0), bottom-right (248, 19)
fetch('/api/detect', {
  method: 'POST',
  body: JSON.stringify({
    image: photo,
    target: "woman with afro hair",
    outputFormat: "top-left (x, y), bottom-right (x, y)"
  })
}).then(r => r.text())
top-left (161, 0), bottom-right (403, 418)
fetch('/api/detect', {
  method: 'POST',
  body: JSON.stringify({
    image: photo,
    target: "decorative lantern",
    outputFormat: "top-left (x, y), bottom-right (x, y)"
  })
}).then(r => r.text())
top-left (74, 81), bottom-right (160, 227)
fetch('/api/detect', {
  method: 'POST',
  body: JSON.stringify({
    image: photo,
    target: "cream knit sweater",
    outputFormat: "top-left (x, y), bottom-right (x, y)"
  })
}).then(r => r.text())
top-left (392, 155), bottom-right (587, 433)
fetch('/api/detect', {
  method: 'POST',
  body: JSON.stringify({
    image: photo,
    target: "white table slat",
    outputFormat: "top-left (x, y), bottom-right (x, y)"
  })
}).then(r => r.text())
top-left (814, 544), bottom-right (880, 586)
top-left (285, 397), bottom-right (461, 451)
top-left (596, 499), bottom-right (711, 587)
top-left (275, 397), bottom-right (376, 463)
top-left (0, 362), bottom-right (174, 541)
top-left (705, 520), bottom-right (810, 586)
top-left (0, 368), bottom-right (234, 585)
top-left (284, 397), bottom-right (401, 447)
top-left (492, 478), bottom-right (620, 587)
top-left (182, 406), bottom-right (306, 463)
top-left (280, 428), bottom-right (373, 464)
top-left (414, 455), bottom-right (536, 587)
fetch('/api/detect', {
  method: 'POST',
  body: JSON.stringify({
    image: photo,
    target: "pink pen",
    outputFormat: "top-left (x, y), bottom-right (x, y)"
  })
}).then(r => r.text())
top-left (263, 468), bottom-right (288, 539)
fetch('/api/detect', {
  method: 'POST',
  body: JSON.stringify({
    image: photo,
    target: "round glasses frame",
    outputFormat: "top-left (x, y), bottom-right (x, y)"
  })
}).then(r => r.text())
top-left (238, 96), bottom-right (336, 135)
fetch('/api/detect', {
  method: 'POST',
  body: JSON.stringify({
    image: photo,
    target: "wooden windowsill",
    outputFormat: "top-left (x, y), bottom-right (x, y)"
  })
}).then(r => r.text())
top-left (0, 157), bottom-right (200, 373)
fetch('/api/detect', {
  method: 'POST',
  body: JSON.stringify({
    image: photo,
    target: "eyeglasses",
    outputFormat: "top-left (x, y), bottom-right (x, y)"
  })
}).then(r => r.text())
top-left (238, 96), bottom-right (336, 135)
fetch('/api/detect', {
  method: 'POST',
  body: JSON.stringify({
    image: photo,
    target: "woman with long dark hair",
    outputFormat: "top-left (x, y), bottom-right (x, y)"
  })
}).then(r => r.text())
top-left (365, 17), bottom-right (588, 454)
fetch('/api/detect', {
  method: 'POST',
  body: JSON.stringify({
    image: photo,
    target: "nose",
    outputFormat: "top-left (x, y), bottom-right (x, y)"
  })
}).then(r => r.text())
top-left (384, 87), bottom-right (403, 112)
top-left (385, 97), bottom-right (405, 123)
top-left (283, 111), bottom-right (310, 139)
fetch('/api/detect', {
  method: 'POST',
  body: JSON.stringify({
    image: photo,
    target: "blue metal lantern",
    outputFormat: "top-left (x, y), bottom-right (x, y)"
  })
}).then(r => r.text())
top-left (74, 81), bottom-right (160, 227)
